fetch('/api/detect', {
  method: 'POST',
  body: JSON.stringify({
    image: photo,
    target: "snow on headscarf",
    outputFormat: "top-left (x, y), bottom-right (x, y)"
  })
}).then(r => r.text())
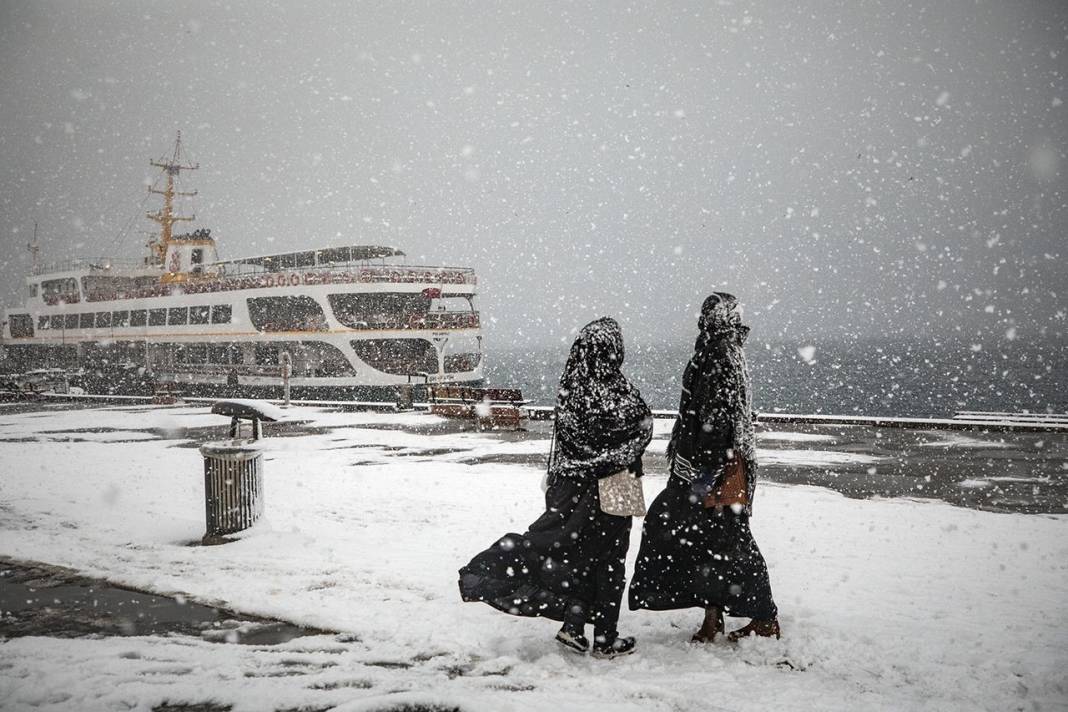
top-left (549, 317), bottom-right (652, 481)
top-left (694, 292), bottom-right (749, 358)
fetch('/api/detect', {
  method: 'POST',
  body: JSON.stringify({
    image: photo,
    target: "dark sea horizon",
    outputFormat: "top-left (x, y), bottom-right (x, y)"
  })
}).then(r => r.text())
top-left (484, 336), bottom-right (1067, 418)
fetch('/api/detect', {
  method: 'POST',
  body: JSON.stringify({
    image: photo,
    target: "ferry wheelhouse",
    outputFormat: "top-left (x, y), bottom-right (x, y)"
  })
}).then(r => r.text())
top-left (0, 136), bottom-right (483, 398)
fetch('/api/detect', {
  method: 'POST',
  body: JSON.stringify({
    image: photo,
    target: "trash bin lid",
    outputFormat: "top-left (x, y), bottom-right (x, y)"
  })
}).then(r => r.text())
top-left (200, 440), bottom-right (263, 456)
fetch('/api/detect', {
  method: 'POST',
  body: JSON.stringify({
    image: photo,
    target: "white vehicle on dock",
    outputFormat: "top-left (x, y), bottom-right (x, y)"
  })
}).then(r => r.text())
top-left (0, 135), bottom-right (483, 399)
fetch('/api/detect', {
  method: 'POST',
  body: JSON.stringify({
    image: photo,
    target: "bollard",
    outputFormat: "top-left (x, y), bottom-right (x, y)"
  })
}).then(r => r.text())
top-left (396, 383), bottom-right (415, 411)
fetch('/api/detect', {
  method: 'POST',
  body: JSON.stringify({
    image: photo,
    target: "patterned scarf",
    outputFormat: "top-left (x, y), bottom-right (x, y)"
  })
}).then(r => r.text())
top-left (549, 317), bottom-right (652, 481)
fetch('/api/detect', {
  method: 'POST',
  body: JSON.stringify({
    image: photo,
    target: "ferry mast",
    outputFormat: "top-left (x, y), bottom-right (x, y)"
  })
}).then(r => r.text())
top-left (146, 132), bottom-right (198, 268)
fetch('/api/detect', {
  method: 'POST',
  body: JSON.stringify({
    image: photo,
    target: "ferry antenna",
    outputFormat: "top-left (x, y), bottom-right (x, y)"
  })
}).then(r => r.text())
top-left (27, 221), bottom-right (41, 273)
top-left (145, 131), bottom-right (199, 266)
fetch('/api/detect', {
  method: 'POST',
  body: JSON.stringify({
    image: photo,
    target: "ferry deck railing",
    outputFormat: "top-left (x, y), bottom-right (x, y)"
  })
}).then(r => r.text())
top-left (67, 263), bottom-right (477, 303)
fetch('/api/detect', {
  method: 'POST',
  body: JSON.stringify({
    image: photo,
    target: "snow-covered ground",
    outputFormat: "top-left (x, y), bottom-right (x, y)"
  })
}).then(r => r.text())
top-left (1, 404), bottom-right (1066, 711)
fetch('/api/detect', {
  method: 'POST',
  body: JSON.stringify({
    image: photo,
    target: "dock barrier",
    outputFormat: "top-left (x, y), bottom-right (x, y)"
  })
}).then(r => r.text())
top-left (30, 392), bottom-right (1068, 434)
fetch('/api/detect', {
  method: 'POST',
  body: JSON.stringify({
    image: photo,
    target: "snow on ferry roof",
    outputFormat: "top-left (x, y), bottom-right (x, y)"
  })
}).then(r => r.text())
top-left (212, 245), bottom-right (404, 268)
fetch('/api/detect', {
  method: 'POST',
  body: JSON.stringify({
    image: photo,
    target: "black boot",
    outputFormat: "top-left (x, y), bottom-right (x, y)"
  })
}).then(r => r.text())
top-left (592, 634), bottom-right (636, 659)
top-left (556, 623), bottom-right (590, 654)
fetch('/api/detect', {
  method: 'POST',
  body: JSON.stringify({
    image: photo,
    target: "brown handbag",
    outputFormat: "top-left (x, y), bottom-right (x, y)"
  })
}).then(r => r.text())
top-left (702, 457), bottom-right (750, 509)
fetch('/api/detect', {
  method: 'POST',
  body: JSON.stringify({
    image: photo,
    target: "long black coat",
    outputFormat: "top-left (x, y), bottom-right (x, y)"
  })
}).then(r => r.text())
top-left (629, 294), bottom-right (777, 617)
top-left (459, 318), bottom-right (652, 631)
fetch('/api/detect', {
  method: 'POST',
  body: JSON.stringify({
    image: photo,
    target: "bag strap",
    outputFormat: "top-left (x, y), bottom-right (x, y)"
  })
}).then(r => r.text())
top-left (545, 411), bottom-right (558, 486)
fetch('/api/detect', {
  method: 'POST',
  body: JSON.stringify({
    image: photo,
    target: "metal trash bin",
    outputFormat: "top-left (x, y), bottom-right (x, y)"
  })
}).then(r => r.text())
top-left (201, 399), bottom-right (280, 544)
top-left (201, 440), bottom-right (264, 541)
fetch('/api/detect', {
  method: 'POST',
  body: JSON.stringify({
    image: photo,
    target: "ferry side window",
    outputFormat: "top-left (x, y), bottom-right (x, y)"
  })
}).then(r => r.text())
top-left (130, 310), bottom-right (147, 327)
top-left (80, 313), bottom-right (95, 329)
top-left (209, 343), bottom-right (228, 364)
top-left (65, 314), bottom-right (79, 330)
top-left (30, 283), bottom-right (39, 298)
top-left (50, 315), bottom-right (63, 330)
top-left (211, 304), bottom-right (232, 324)
top-left (39, 315), bottom-right (50, 330)
top-left (190, 305), bottom-right (210, 325)
top-left (191, 248), bottom-right (203, 265)
top-left (9, 314), bottom-right (33, 338)
top-left (113, 311), bottom-right (129, 327)
top-left (96, 312), bottom-right (112, 328)
top-left (148, 309), bottom-right (167, 326)
top-left (255, 342), bottom-right (279, 365)
top-left (168, 307), bottom-right (189, 326)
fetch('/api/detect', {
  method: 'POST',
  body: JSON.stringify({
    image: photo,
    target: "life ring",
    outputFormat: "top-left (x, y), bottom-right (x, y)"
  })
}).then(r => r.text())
top-left (289, 274), bottom-right (300, 287)
top-left (356, 271), bottom-right (368, 283)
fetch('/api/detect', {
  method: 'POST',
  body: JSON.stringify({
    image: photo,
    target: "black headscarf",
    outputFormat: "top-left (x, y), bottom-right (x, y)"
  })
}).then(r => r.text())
top-left (549, 317), bottom-right (653, 481)
top-left (668, 293), bottom-right (757, 509)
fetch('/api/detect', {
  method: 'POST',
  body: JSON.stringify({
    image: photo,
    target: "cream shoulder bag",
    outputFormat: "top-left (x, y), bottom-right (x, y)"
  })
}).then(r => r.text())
top-left (598, 467), bottom-right (647, 517)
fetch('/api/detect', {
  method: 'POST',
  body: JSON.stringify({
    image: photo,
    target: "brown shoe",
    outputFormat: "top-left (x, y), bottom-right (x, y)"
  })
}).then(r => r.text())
top-left (691, 607), bottom-right (725, 643)
top-left (727, 619), bottom-right (781, 642)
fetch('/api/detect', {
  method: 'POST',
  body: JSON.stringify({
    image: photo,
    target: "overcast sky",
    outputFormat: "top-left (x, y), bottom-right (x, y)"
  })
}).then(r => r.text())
top-left (0, 0), bottom-right (1064, 349)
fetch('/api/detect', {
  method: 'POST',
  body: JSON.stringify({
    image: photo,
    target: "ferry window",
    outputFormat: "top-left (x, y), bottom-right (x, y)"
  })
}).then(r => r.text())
top-left (42, 278), bottom-right (78, 297)
top-left (211, 304), bottom-right (232, 324)
top-left (130, 310), bottom-right (147, 327)
top-left (443, 333), bottom-right (482, 373)
top-left (295, 251), bottom-right (315, 268)
top-left (300, 341), bottom-right (356, 376)
top-left (148, 309), bottom-right (167, 326)
top-left (189, 305), bottom-right (210, 325)
top-left (329, 293), bottom-right (429, 329)
top-left (39, 316), bottom-right (50, 330)
top-left (9, 314), bottom-right (33, 338)
top-left (82, 275), bottom-right (136, 301)
top-left (95, 312), bottom-right (112, 328)
top-left (350, 338), bottom-right (436, 376)
top-left (30, 284), bottom-right (39, 298)
top-left (191, 248), bottom-right (204, 265)
top-left (209, 342), bottom-right (243, 364)
top-left (255, 342), bottom-right (279, 366)
top-left (65, 314), bottom-right (79, 329)
top-left (176, 343), bottom-right (208, 364)
top-left (50, 315), bottom-right (64, 330)
top-left (168, 307), bottom-right (189, 325)
top-left (247, 296), bottom-right (326, 332)
top-left (80, 313), bottom-right (96, 329)
top-left (113, 311), bottom-right (129, 327)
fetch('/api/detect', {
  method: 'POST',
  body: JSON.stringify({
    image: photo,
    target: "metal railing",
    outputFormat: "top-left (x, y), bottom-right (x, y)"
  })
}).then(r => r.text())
top-left (212, 262), bottom-right (477, 285)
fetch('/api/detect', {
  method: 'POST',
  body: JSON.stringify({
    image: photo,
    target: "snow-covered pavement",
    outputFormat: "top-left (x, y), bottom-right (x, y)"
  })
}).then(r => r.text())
top-left (1, 404), bottom-right (1066, 711)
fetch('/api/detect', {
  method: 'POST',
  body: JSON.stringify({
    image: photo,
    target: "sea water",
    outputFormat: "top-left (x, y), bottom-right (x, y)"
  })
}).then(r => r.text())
top-left (485, 337), bottom-right (1067, 417)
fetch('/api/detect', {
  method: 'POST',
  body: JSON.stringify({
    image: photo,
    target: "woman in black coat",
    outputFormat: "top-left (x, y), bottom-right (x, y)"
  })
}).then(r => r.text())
top-left (459, 317), bottom-right (653, 658)
top-left (629, 293), bottom-right (780, 642)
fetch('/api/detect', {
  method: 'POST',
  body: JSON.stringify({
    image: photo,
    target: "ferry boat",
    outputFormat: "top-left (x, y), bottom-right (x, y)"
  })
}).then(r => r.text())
top-left (0, 135), bottom-right (484, 399)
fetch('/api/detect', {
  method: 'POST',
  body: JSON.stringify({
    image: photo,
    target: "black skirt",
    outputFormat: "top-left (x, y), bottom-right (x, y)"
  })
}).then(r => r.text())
top-left (458, 476), bottom-right (632, 631)
top-left (628, 478), bottom-right (777, 620)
